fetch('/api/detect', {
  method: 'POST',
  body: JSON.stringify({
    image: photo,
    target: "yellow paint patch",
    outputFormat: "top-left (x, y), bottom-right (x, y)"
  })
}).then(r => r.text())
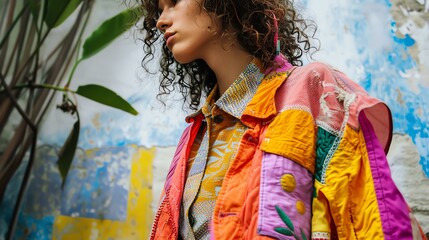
top-left (296, 200), bottom-right (306, 215)
top-left (52, 146), bottom-right (155, 240)
top-left (280, 173), bottom-right (296, 193)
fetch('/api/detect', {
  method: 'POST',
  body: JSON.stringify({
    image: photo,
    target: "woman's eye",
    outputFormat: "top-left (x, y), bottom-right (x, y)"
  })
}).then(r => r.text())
top-left (156, 0), bottom-right (179, 18)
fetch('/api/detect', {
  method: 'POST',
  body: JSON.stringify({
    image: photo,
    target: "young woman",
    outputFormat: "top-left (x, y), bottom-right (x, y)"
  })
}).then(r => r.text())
top-left (139, 0), bottom-right (427, 239)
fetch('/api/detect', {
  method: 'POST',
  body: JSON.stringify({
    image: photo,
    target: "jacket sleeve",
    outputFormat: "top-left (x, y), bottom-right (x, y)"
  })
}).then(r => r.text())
top-left (311, 112), bottom-right (427, 240)
top-left (309, 65), bottom-right (426, 240)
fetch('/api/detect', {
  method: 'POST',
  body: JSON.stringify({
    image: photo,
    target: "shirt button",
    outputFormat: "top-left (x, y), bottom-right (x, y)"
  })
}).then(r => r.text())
top-left (189, 216), bottom-right (195, 226)
top-left (213, 114), bottom-right (224, 124)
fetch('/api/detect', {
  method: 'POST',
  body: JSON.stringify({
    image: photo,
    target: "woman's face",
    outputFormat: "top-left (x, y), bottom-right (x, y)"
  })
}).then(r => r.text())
top-left (156, 0), bottom-right (221, 64)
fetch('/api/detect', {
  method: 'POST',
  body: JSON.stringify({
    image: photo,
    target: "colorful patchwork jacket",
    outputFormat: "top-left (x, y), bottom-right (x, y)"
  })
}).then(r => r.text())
top-left (150, 55), bottom-right (426, 240)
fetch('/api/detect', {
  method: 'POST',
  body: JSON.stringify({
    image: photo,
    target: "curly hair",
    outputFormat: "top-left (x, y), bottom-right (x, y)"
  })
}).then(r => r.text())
top-left (139, 0), bottom-right (318, 110)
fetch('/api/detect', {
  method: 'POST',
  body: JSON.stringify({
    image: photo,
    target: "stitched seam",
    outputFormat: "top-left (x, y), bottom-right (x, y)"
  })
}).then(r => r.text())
top-left (278, 105), bottom-right (312, 115)
top-left (320, 91), bottom-right (356, 184)
top-left (257, 152), bottom-right (268, 233)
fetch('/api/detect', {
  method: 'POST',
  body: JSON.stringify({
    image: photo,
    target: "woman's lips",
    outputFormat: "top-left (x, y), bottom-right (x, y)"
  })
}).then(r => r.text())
top-left (164, 33), bottom-right (175, 47)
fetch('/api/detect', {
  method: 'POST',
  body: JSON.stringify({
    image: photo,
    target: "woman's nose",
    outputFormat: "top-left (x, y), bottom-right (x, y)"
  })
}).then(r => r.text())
top-left (156, 12), bottom-right (171, 32)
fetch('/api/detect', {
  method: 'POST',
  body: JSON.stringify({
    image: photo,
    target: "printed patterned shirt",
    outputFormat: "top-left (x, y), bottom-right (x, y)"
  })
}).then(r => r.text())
top-left (179, 60), bottom-right (265, 240)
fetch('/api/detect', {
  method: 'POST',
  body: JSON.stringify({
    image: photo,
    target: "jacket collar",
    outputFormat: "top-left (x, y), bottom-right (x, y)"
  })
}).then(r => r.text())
top-left (187, 55), bottom-right (294, 125)
top-left (241, 55), bottom-right (294, 126)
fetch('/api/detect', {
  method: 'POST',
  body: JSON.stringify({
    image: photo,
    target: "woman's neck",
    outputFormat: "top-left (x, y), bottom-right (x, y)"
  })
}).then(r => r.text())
top-left (203, 42), bottom-right (254, 96)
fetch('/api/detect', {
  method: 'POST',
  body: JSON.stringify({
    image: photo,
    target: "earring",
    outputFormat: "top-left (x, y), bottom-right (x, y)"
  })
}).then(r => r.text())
top-left (272, 12), bottom-right (280, 56)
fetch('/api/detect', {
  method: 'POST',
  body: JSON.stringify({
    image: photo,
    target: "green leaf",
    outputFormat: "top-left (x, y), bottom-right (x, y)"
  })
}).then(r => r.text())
top-left (55, 0), bottom-right (83, 27)
top-left (301, 229), bottom-right (308, 240)
top-left (44, 0), bottom-right (83, 28)
top-left (75, 84), bottom-right (138, 115)
top-left (57, 119), bottom-right (80, 186)
top-left (275, 205), bottom-right (295, 231)
top-left (274, 227), bottom-right (294, 236)
top-left (81, 7), bottom-right (142, 60)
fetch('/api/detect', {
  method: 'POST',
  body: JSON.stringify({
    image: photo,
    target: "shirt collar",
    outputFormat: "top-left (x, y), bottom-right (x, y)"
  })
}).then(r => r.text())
top-left (186, 55), bottom-right (293, 123)
top-left (201, 59), bottom-right (264, 119)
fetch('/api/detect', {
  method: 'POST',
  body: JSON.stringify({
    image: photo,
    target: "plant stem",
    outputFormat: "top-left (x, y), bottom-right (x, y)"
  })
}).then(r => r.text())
top-left (0, 3), bottom-right (27, 50)
top-left (4, 6), bottom-right (31, 80)
top-left (65, 59), bottom-right (82, 88)
top-left (0, 74), bottom-right (35, 130)
top-left (5, 129), bottom-right (38, 240)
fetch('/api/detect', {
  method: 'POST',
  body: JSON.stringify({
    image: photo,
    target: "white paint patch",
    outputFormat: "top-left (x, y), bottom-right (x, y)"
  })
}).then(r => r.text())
top-left (387, 134), bottom-right (429, 233)
top-left (391, 1), bottom-right (429, 93)
top-left (301, 0), bottom-right (393, 83)
top-left (151, 147), bottom-right (176, 212)
top-left (403, 21), bottom-right (429, 91)
top-left (363, 3), bottom-right (394, 54)
top-left (302, 0), bottom-right (362, 78)
top-left (89, 227), bottom-right (99, 240)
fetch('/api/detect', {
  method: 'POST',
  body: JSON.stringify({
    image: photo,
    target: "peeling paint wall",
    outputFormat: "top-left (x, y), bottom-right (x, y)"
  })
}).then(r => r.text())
top-left (0, 0), bottom-right (428, 239)
top-left (389, 0), bottom-right (429, 176)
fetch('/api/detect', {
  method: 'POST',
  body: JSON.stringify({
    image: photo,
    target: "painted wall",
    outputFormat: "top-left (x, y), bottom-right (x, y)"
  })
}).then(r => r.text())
top-left (0, 0), bottom-right (428, 239)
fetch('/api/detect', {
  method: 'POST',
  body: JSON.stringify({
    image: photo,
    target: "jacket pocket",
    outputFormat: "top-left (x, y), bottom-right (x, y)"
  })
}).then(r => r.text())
top-left (257, 152), bottom-right (313, 240)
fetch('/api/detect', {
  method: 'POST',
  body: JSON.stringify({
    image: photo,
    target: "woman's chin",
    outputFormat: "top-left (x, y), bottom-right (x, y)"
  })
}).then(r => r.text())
top-left (172, 54), bottom-right (194, 64)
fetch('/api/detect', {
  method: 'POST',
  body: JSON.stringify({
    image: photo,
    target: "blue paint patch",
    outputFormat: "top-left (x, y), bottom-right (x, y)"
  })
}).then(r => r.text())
top-left (360, 71), bottom-right (373, 90)
top-left (148, 129), bottom-right (181, 146)
top-left (74, 108), bottom-right (186, 150)
top-left (14, 215), bottom-right (55, 240)
top-left (405, 106), bottom-right (418, 137)
top-left (393, 34), bottom-right (416, 47)
top-left (60, 146), bottom-right (133, 221)
top-left (385, 0), bottom-right (392, 7)
top-left (117, 140), bottom-right (126, 147)
top-left (23, 146), bottom-right (62, 216)
top-left (386, 49), bottom-right (416, 71)
top-left (126, 93), bottom-right (149, 104)
top-left (0, 147), bottom-right (61, 240)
